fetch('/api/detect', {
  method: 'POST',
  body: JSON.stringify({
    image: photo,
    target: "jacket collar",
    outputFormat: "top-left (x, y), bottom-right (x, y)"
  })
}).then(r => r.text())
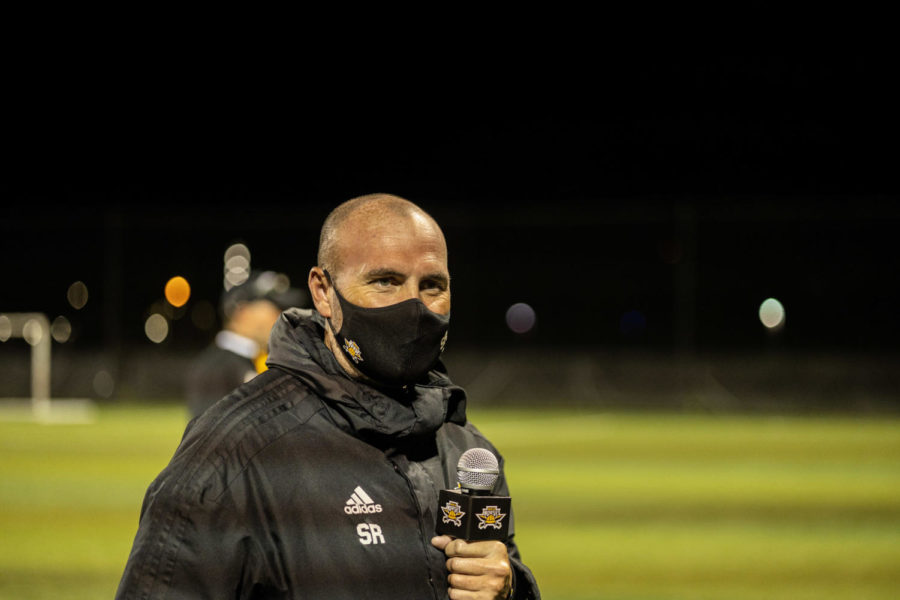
top-left (266, 308), bottom-right (467, 443)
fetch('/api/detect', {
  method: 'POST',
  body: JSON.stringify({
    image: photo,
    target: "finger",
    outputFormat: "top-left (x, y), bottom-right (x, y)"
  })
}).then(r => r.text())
top-left (447, 588), bottom-right (479, 600)
top-left (447, 556), bottom-right (511, 577)
top-left (446, 557), bottom-right (487, 576)
top-left (431, 535), bottom-right (453, 551)
top-left (448, 573), bottom-right (511, 599)
top-left (444, 539), bottom-right (507, 559)
top-left (447, 573), bottom-right (484, 592)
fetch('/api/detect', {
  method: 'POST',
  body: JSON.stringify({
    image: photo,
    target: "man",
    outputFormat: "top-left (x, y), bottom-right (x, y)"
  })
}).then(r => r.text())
top-left (117, 194), bottom-right (540, 599)
top-left (185, 270), bottom-right (308, 418)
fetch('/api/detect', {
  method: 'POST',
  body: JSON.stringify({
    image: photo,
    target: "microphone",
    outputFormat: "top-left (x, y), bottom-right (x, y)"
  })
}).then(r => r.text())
top-left (435, 448), bottom-right (512, 541)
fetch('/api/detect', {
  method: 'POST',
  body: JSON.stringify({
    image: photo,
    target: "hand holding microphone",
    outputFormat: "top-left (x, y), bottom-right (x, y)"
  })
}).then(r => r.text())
top-left (431, 448), bottom-right (514, 599)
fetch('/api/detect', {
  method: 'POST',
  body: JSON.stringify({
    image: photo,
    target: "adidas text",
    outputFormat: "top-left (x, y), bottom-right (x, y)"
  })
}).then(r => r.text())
top-left (344, 503), bottom-right (383, 514)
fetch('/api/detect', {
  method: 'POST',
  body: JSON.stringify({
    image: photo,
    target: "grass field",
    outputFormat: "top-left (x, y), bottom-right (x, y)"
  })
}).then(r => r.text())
top-left (1, 404), bottom-right (899, 599)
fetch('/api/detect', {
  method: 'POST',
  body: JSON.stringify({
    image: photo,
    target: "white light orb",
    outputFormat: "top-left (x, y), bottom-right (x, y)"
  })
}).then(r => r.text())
top-left (759, 297), bottom-right (786, 330)
top-left (144, 313), bottom-right (169, 343)
top-left (67, 281), bottom-right (89, 310)
top-left (22, 319), bottom-right (43, 346)
top-left (224, 254), bottom-right (250, 273)
top-left (51, 316), bottom-right (72, 343)
top-left (224, 243), bottom-right (251, 264)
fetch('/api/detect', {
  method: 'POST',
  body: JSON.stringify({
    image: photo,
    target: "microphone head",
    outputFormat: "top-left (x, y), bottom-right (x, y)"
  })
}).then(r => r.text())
top-left (456, 448), bottom-right (500, 492)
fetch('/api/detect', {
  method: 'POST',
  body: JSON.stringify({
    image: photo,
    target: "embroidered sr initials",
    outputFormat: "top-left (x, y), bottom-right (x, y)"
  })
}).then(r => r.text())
top-left (357, 523), bottom-right (385, 545)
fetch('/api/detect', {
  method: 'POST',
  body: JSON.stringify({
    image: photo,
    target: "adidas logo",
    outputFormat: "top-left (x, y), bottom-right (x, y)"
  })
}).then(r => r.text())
top-left (344, 486), bottom-right (383, 514)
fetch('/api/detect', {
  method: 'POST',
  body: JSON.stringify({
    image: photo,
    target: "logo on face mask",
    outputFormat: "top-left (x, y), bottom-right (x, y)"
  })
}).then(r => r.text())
top-left (343, 339), bottom-right (364, 363)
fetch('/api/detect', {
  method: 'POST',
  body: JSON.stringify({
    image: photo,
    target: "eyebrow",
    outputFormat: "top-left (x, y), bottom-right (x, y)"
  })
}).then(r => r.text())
top-left (364, 268), bottom-right (405, 280)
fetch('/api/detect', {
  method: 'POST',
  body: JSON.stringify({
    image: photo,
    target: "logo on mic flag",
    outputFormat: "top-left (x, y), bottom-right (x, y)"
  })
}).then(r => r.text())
top-left (441, 500), bottom-right (465, 527)
top-left (475, 505), bottom-right (506, 530)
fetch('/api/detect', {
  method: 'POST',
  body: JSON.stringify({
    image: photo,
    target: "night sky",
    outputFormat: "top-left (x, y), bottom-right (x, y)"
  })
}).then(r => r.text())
top-left (2, 56), bottom-right (898, 356)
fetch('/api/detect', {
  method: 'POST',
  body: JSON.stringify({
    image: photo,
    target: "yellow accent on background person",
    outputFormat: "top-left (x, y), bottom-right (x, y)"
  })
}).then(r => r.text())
top-left (254, 352), bottom-right (268, 373)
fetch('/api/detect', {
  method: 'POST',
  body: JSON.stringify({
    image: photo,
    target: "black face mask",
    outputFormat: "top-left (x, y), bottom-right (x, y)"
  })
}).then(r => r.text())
top-left (325, 271), bottom-right (450, 385)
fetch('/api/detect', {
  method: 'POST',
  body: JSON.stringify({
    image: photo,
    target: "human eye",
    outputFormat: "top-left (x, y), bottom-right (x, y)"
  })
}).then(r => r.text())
top-left (368, 273), bottom-right (402, 288)
top-left (420, 277), bottom-right (448, 293)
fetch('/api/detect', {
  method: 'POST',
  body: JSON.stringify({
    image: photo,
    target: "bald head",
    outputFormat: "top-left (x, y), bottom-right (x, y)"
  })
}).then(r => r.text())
top-left (317, 193), bottom-right (445, 276)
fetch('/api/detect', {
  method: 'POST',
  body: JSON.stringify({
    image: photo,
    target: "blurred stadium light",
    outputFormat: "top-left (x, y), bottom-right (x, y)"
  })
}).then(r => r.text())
top-left (66, 281), bottom-right (89, 310)
top-left (224, 243), bottom-right (251, 290)
top-left (50, 315), bottom-right (72, 343)
top-left (144, 313), bottom-right (169, 344)
top-left (759, 297), bottom-right (786, 330)
top-left (164, 276), bottom-right (191, 308)
top-left (505, 302), bottom-right (536, 334)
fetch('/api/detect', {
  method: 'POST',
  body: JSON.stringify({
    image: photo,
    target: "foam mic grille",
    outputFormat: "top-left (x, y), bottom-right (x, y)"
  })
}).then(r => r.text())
top-left (457, 448), bottom-right (500, 491)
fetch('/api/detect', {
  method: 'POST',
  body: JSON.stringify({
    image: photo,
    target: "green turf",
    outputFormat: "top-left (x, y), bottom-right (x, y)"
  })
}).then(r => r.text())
top-left (1, 404), bottom-right (899, 599)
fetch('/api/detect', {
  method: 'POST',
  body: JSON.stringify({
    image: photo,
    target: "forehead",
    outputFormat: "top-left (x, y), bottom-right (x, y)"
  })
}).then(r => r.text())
top-left (336, 211), bottom-right (448, 276)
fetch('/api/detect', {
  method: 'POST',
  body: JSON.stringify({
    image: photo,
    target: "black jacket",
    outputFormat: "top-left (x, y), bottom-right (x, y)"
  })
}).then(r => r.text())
top-left (116, 308), bottom-right (540, 599)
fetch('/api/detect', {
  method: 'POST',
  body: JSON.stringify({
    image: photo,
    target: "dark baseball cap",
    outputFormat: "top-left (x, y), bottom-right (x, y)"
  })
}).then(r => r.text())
top-left (220, 270), bottom-right (308, 321)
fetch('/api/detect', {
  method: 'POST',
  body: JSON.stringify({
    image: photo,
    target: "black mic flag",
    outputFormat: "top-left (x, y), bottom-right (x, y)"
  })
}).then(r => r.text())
top-left (435, 448), bottom-right (512, 541)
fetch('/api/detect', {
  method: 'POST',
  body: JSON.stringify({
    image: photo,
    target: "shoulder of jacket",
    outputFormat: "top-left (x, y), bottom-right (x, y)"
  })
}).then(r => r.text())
top-left (159, 369), bottom-right (330, 504)
top-left (437, 420), bottom-right (504, 460)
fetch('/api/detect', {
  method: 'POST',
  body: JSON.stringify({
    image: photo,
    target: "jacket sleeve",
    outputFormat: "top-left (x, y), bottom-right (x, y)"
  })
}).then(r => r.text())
top-left (494, 458), bottom-right (541, 600)
top-left (115, 468), bottom-right (279, 600)
top-left (506, 535), bottom-right (540, 600)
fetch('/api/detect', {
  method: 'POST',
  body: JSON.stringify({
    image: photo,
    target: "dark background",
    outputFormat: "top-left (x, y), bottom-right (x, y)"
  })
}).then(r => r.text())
top-left (2, 55), bottom-right (898, 406)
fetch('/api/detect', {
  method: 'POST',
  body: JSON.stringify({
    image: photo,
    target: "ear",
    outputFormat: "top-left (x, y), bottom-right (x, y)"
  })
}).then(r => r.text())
top-left (308, 266), bottom-right (332, 318)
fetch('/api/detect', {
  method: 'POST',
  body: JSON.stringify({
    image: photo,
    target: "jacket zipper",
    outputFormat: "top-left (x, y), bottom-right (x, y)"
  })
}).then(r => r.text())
top-left (390, 460), bottom-right (443, 600)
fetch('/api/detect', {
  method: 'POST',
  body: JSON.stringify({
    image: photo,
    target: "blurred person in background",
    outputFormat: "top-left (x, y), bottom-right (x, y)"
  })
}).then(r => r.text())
top-left (185, 270), bottom-right (307, 418)
top-left (118, 193), bottom-right (539, 600)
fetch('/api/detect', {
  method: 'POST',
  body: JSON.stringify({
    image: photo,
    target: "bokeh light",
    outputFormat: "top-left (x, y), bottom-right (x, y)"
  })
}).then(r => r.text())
top-left (256, 270), bottom-right (291, 295)
top-left (50, 316), bottom-right (72, 343)
top-left (22, 318), bottom-right (43, 346)
top-left (93, 370), bottom-right (115, 398)
top-left (273, 273), bottom-right (291, 293)
top-left (191, 300), bottom-right (217, 331)
top-left (150, 299), bottom-right (179, 321)
top-left (225, 254), bottom-right (250, 272)
top-left (505, 302), bottom-right (536, 334)
top-left (164, 276), bottom-right (191, 308)
top-left (144, 314), bottom-right (169, 343)
top-left (224, 243), bottom-right (251, 290)
top-left (224, 242), bottom-right (251, 263)
top-left (67, 281), bottom-right (89, 310)
top-left (0, 315), bottom-right (10, 342)
top-left (759, 297), bottom-right (786, 330)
